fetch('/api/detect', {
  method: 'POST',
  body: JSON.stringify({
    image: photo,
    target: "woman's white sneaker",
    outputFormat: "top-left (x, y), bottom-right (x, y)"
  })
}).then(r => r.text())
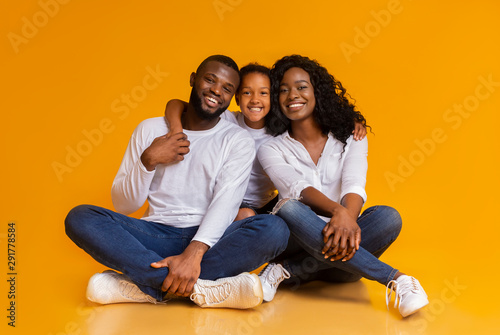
top-left (386, 275), bottom-right (429, 317)
top-left (86, 270), bottom-right (159, 304)
top-left (190, 272), bottom-right (263, 309)
top-left (258, 263), bottom-right (290, 302)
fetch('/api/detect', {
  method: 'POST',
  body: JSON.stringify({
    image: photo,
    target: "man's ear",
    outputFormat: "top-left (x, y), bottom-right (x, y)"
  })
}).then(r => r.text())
top-left (190, 72), bottom-right (196, 87)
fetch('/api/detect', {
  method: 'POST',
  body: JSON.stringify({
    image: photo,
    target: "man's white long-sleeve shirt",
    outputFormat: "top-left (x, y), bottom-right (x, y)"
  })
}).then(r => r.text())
top-left (111, 117), bottom-right (255, 247)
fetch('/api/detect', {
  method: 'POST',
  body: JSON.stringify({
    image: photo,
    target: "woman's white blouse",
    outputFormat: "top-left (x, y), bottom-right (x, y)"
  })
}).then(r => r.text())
top-left (258, 131), bottom-right (368, 206)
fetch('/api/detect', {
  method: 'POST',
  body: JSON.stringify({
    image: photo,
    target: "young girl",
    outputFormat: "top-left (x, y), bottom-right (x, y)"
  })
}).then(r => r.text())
top-left (165, 63), bottom-right (368, 220)
top-left (257, 55), bottom-right (428, 317)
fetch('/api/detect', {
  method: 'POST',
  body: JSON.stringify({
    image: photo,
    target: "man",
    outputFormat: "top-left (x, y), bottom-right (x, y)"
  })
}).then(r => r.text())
top-left (65, 55), bottom-right (289, 309)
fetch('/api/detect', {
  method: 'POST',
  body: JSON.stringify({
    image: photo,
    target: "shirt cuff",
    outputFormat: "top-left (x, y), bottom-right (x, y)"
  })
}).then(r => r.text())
top-left (137, 157), bottom-right (156, 176)
top-left (191, 236), bottom-right (215, 249)
top-left (340, 186), bottom-right (367, 204)
top-left (290, 180), bottom-right (313, 199)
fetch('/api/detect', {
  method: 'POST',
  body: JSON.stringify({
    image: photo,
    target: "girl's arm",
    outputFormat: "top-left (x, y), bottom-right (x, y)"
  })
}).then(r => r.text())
top-left (164, 99), bottom-right (188, 136)
top-left (352, 121), bottom-right (367, 141)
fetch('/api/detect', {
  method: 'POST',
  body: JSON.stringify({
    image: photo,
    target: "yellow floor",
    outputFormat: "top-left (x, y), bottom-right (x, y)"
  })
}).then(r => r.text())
top-left (3, 223), bottom-right (500, 335)
top-left (20, 247), bottom-right (498, 335)
top-left (46, 277), bottom-right (498, 335)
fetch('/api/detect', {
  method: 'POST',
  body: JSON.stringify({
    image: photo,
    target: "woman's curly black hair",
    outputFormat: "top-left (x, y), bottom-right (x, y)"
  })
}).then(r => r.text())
top-left (266, 55), bottom-right (368, 146)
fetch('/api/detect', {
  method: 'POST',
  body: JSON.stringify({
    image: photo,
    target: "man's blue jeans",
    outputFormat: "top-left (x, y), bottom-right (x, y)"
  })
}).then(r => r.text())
top-left (65, 205), bottom-right (289, 301)
top-left (272, 200), bottom-right (402, 285)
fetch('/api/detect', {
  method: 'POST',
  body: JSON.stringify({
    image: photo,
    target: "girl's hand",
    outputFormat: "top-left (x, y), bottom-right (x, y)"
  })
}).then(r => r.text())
top-left (352, 121), bottom-right (367, 141)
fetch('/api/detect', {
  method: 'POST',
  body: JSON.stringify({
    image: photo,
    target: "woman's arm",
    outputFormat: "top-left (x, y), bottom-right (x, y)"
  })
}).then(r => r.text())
top-left (341, 193), bottom-right (364, 219)
top-left (300, 187), bottom-right (361, 262)
top-left (258, 143), bottom-right (360, 261)
top-left (320, 136), bottom-right (368, 260)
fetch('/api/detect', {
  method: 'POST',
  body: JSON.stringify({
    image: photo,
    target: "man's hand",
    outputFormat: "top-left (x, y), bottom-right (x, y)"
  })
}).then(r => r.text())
top-left (321, 206), bottom-right (361, 262)
top-left (150, 241), bottom-right (209, 297)
top-left (141, 132), bottom-right (190, 171)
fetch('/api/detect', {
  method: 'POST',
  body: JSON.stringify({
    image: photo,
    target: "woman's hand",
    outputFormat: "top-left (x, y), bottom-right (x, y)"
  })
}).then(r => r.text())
top-left (321, 206), bottom-right (361, 261)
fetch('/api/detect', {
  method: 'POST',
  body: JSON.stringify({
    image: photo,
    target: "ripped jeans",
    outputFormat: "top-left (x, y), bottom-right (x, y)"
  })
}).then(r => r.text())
top-left (271, 199), bottom-right (402, 285)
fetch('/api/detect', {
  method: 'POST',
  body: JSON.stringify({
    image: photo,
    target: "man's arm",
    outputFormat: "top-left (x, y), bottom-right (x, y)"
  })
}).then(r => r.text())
top-left (151, 241), bottom-right (208, 297)
top-left (112, 120), bottom-right (190, 214)
top-left (140, 132), bottom-right (190, 171)
top-left (192, 133), bottom-right (255, 247)
top-left (151, 131), bottom-right (255, 297)
top-left (111, 123), bottom-right (156, 214)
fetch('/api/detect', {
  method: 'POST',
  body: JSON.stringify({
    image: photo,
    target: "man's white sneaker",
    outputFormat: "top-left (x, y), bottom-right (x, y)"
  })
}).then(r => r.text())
top-left (86, 270), bottom-right (160, 304)
top-left (386, 275), bottom-right (429, 317)
top-left (259, 263), bottom-right (290, 302)
top-left (190, 272), bottom-right (263, 309)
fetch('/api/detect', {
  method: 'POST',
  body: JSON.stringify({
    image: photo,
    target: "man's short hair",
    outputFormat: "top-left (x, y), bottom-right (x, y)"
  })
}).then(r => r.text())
top-left (196, 55), bottom-right (240, 78)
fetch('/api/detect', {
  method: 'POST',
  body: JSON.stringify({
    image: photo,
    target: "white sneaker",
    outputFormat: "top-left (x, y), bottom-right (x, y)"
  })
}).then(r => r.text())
top-left (386, 275), bottom-right (429, 317)
top-left (190, 272), bottom-right (263, 309)
top-left (259, 263), bottom-right (290, 302)
top-left (86, 270), bottom-right (160, 304)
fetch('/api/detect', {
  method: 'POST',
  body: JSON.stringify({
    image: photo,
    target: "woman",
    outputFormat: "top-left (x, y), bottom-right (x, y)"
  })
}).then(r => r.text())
top-left (257, 55), bottom-right (428, 317)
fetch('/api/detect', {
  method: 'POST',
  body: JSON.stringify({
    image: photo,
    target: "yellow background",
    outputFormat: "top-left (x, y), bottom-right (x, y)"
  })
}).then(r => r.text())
top-left (2, 0), bottom-right (500, 334)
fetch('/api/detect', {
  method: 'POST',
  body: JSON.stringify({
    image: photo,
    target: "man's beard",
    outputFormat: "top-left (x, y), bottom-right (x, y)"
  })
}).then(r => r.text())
top-left (189, 87), bottom-right (227, 121)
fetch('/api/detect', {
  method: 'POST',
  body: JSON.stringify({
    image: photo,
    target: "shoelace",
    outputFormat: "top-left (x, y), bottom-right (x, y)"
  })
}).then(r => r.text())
top-left (119, 279), bottom-right (159, 304)
top-left (262, 265), bottom-right (290, 288)
top-left (191, 282), bottom-right (231, 305)
top-left (385, 277), bottom-right (419, 310)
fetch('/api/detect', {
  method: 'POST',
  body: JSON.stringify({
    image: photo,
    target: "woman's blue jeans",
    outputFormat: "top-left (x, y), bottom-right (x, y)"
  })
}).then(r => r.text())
top-left (65, 205), bottom-right (289, 301)
top-left (272, 199), bottom-right (402, 286)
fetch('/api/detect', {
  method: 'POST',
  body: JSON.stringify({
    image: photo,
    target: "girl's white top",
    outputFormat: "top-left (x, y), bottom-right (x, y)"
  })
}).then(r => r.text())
top-left (221, 111), bottom-right (277, 208)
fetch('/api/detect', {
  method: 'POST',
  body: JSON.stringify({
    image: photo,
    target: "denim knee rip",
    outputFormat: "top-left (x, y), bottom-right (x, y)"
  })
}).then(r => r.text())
top-left (270, 197), bottom-right (302, 215)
